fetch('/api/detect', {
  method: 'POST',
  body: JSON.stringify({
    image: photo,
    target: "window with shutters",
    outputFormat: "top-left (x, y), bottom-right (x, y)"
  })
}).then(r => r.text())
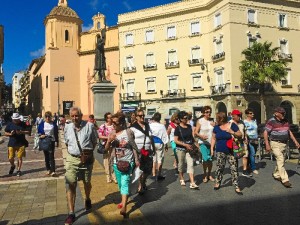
top-left (281, 69), bottom-right (291, 86)
top-left (214, 13), bottom-right (222, 28)
top-left (145, 30), bottom-right (154, 43)
top-left (191, 47), bottom-right (200, 60)
top-left (215, 40), bottom-right (223, 55)
top-left (168, 50), bottom-right (177, 63)
top-left (126, 56), bottom-right (134, 68)
top-left (146, 53), bottom-right (155, 66)
top-left (280, 40), bottom-right (288, 54)
top-left (167, 26), bottom-right (176, 39)
top-left (191, 21), bottom-right (200, 35)
top-left (168, 76), bottom-right (178, 92)
top-left (215, 69), bottom-right (224, 86)
top-left (279, 14), bottom-right (287, 28)
top-left (125, 33), bottom-right (134, 45)
top-left (191, 73), bottom-right (202, 89)
top-left (126, 80), bottom-right (135, 96)
top-left (248, 9), bottom-right (257, 24)
top-left (146, 77), bottom-right (156, 93)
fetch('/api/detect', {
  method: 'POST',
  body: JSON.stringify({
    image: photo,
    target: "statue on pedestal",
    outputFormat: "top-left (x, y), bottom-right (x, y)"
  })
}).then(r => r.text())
top-left (94, 28), bottom-right (108, 82)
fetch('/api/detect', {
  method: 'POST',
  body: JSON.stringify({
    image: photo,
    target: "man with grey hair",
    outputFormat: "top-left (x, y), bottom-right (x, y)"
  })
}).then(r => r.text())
top-left (64, 106), bottom-right (98, 225)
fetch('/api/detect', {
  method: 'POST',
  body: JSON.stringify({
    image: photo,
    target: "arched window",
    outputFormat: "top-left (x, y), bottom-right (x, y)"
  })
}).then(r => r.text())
top-left (97, 22), bottom-right (101, 29)
top-left (65, 30), bottom-right (69, 42)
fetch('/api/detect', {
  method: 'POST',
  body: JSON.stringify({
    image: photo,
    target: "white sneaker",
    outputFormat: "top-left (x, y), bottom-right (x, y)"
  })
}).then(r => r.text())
top-left (190, 183), bottom-right (199, 189)
top-left (252, 170), bottom-right (259, 175)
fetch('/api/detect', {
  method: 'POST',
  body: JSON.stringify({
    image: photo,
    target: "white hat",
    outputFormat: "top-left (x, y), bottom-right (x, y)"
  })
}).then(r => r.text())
top-left (11, 113), bottom-right (22, 120)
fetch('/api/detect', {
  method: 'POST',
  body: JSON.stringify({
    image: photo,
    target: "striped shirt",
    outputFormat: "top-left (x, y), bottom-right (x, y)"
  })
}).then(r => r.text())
top-left (265, 117), bottom-right (290, 141)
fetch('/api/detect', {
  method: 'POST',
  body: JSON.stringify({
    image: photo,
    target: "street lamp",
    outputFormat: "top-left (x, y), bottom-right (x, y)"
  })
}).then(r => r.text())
top-left (54, 76), bottom-right (64, 115)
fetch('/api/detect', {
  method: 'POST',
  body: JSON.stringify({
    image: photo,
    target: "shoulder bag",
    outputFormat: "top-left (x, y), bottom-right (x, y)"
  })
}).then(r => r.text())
top-left (178, 126), bottom-right (201, 160)
top-left (73, 128), bottom-right (94, 165)
top-left (38, 136), bottom-right (52, 151)
top-left (226, 123), bottom-right (246, 159)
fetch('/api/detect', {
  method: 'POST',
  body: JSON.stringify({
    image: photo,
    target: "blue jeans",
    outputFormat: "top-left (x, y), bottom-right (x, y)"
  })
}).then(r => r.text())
top-left (248, 142), bottom-right (257, 171)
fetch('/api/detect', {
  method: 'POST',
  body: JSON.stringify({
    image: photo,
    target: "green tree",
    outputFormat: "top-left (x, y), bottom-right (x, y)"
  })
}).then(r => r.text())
top-left (239, 41), bottom-right (288, 122)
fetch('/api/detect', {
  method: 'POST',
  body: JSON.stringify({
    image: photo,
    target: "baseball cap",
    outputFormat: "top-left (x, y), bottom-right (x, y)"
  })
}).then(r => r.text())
top-left (274, 107), bottom-right (286, 114)
top-left (231, 109), bottom-right (241, 116)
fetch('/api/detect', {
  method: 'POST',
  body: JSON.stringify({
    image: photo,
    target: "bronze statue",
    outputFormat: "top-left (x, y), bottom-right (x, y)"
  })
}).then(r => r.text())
top-left (94, 28), bottom-right (108, 82)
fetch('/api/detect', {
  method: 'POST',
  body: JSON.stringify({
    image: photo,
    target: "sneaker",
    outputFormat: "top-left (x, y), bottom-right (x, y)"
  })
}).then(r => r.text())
top-left (85, 199), bottom-right (92, 211)
top-left (282, 181), bottom-right (292, 188)
top-left (252, 170), bottom-right (259, 175)
top-left (51, 172), bottom-right (57, 177)
top-left (242, 170), bottom-right (252, 178)
top-left (65, 214), bottom-right (75, 225)
top-left (9, 165), bottom-right (16, 175)
top-left (190, 183), bottom-right (199, 189)
top-left (16, 171), bottom-right (21, 177)
top-left (157, 175), bottom-right (166, 180)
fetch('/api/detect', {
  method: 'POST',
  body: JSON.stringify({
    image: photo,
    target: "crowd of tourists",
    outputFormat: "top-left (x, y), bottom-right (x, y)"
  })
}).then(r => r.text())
top-left (2, 105), bottom-right (299, 225)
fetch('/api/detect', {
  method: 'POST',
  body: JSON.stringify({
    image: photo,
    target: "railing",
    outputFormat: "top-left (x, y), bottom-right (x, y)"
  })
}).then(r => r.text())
top-left (188, 58), bottom-right (204, 66)
top-left (278, 53), bottom-right (292, 61)
top-left (119, 92), bottom-right (141, 101)
top-left (210, 83), bottom-right (229, 95)
top-left (123, 66), bottom-right (136, 73)
top-left (160, 89), bottom-right (186, 99)
top-left (143, 64), bottom-right (157, 71)
top-left (165, 61), bottom-right (180, 69)
top-left (212, 51), bottom-right (225, 61)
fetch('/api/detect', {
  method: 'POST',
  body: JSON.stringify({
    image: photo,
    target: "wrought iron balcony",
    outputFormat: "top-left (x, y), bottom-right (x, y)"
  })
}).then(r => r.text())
top-left (210, 83), bottom-right (229, 95)
top-left (160, 89), bottom-right (186, 99)
top-left (123, 66), bottom-right (136, 73)
top-left (120, 92), bottom-right (141, 102)
top-left (143, 64), bottom-right (157, 71)
top-left (278, 53), bottom-right (292, 61)
top-left (212, 51), bottom-right (225, 61)
top-left (165, 61), bottom-right (180, 69)
top-left (188, 58), bottom-right (204, 66)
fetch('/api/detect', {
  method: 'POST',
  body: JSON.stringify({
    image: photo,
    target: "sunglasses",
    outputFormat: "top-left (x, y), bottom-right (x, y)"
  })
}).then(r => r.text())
top-left (137, 114), bottom-right (145, 118)
top-left (204, 111), bottom-right (211, 114)
top-left (182, 116), bottom-right (188, 119)
top-left (248, 112), bottom-right (254, 115)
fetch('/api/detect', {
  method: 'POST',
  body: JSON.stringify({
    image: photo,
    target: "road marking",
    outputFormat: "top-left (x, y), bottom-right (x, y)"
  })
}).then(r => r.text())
top-left (78, 159), bottom-right (150, 224)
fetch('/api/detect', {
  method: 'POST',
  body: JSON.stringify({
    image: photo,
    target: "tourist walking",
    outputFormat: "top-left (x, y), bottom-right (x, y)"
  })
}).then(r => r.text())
top-left (130, 109), bottom-right (153, 194)
top-left (4, 113), bottom-right (29, 176)
top-left (167, 113), bottom-right (180, 174)
top-left (244, 108), bottom-right (259, 175)
top-left (98, 112), bottom-right (117, 183)
top-left (264, 107), bottom-right (300, 188)
top-left (174, 111), bottom-right (199, 189)
top-left (106, 112), bottom-right (139, 218)
top-left (210, 112), bottom-right (243, 195)
top-left (150, 112), bottom-right (169, 180)
top-left (195, 106), bottom-right (215, 183)
top-left (38, 111), bottom-right (59, 176)
top-left (64, 106), bottom-right (98, 225)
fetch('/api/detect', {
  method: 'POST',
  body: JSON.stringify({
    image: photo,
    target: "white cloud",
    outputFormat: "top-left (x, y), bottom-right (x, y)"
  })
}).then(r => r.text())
top-left (82, 24), bottom-right (93, 32)
top-left (122, 1), bottom-right (132, 11)
top-left (30, 46), bottom-right (45, 58)
top-left (89, 0), bottom-right (99, 10)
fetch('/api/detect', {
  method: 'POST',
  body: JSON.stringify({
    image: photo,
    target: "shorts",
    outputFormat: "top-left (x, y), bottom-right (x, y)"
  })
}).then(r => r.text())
top-left (65, 154), bottom-right (94, 184)
top-left (8, 146), bottom-right (26, 159)
top-left (153, 144), bottom-right (165, 164)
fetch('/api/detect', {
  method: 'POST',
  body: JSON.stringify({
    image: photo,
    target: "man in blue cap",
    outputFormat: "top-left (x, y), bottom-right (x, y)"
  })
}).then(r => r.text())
top-left (264, 107), bottom-right (300, 188)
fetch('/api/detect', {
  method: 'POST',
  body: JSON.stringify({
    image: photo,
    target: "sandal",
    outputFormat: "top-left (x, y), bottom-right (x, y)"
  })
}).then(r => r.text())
top-left (190, 183), bottom-right (199, 189)
top-left (117, 203), bottom-right (123, 209)
top-left (209, 176), bottom-right (215, 182)
top-left (214, 184), bottom-right (220, 190)
top-left (203, 177), bottom-right (208, 183)
top-left (180, 180), bottom-right (186, 186)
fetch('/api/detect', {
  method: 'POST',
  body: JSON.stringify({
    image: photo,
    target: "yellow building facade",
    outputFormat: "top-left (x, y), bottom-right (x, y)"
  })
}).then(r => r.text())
top-left (118, 0), bottom-right (300, 124)
top-left (27, 0), bottom-right (120, 119)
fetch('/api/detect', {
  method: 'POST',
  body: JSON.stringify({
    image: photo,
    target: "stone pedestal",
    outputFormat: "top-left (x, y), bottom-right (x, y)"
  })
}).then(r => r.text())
top-left (91, 82), bottom-right (117, 122)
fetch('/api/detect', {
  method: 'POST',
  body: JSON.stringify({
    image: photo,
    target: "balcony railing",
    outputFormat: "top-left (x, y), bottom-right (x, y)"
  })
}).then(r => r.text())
top-left (160, 89), bottom-right (186, 99)
top-left (210, 83), bottom-right (229, 95)
top-left (120, 92), bottom-right (141, 102)
top-left (143, 64), bottom-right (157, 71)
top-left (278, 53), bottom-right (292, 61)
top-left (188, 58), bottom-right (204, 66)
top-left (165, 61), bottom-right (180, 69)
top-left (212, 51), bottom-right (225, 61)
top-left (123, 66), bottom-right (136, 73)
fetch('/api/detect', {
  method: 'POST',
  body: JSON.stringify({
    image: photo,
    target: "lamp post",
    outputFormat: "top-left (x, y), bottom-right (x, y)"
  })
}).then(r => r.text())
top-left (54, 76), bottom-right (64, 116)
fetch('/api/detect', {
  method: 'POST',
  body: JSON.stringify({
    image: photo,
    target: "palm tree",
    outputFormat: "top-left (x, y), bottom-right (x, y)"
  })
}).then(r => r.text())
top-left (239, 41), bottom-right (288, 122)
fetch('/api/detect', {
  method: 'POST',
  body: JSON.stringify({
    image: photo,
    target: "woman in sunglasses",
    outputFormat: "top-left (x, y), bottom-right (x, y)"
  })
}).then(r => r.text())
top-left (174, 111), bottom-right (199, 189)
top-left (130, 109), bottom-right (153, 194)
top-left (38, 111), bottom-right (59, 176)
top-left (106, 112), bottom-right (139, 218)
top-left (195, 106), bottom-right (215, 183)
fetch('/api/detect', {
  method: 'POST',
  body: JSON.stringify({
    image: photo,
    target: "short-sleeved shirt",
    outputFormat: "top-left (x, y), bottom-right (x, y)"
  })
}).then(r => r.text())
top-left (113, 130), bottom-right (134, 163)
top-left (213, 123), bottom-right (239, 153)
top-left (174, 124), bottom-right (194, 149)
top-left (244, 119), bottom-right (258, 139)
top-left (5, 121), bottom-right (28, 147)
top-left (265, 117), bottom-right (289, 141)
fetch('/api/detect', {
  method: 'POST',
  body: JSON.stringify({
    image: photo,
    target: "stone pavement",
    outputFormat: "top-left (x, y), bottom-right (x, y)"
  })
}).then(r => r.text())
top-left (1, 127), bottom-right (300, 225)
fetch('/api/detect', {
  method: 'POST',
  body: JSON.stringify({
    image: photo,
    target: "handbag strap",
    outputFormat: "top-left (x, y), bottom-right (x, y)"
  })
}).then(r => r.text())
top-left (73, 128), bottom-right (83, 154)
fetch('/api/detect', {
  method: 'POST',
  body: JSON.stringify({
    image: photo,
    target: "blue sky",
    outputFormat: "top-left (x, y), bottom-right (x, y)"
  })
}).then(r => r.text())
top-left (0, 0), bottom-right (178, 84)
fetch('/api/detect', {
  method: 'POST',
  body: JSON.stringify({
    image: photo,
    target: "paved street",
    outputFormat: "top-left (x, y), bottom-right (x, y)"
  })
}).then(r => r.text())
top-left (0, 129), bottom-right (300, 224)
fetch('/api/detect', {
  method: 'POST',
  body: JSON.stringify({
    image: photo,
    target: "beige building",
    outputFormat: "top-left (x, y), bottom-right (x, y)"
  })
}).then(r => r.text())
top-left (118, 0), bottom-right (300, 124)
top-left (12, 71), bottom-right (26, 109)
top-left (27, 0), bottom-right (120, 119)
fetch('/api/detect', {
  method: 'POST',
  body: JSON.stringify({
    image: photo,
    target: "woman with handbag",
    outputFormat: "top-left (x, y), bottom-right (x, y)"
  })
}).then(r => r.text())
top-left (174, 111), bottom-right (199, 189)
top-left (106, 112), bottom-right (139, 218)
top-left (210, 112), bottom-right (243, 195)
top-left (98, 112), bottom-right (116, 183)
top-left (38, 111), bottom-right (59, 176)
top-left (195, 106), bottom-right (215, 183)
